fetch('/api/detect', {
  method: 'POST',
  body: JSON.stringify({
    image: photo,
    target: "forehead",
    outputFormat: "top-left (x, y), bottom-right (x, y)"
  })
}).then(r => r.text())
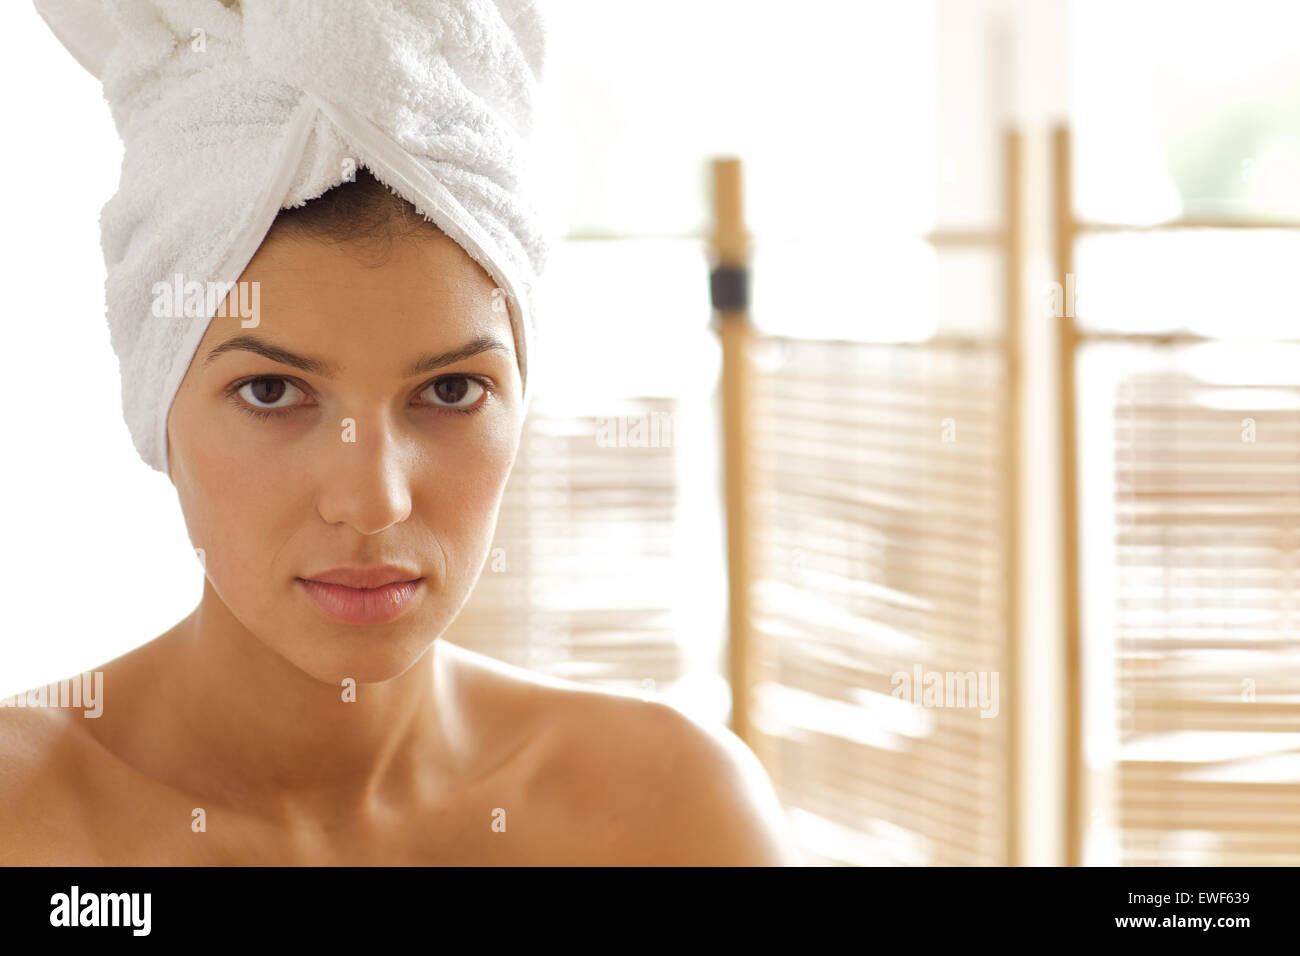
top-left (197, 231), bottom-right (513, 369)
top-left (249, 229), bottom-right (498, 314)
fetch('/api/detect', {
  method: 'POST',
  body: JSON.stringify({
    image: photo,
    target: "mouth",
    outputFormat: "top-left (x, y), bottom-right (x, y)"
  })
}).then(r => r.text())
top-left (295, 576), bottom-right (425, 626)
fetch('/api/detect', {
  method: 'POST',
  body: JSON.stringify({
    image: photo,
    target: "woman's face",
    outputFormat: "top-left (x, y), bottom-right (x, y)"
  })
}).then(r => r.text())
top-left (166, 228), bottom-right (523, 685)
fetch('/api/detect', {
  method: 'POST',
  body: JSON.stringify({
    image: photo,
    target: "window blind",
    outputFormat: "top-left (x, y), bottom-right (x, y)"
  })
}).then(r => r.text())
top-left (441, 395), bottom-right (691, 694)
top-left (1090, 340), bottom-right (1300, 865)
top-left (746, 334), bottom-right (1011, 866)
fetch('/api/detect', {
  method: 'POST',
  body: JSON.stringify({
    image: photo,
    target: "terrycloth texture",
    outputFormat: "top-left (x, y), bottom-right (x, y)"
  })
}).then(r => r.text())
top-left (34, 0), bottom-right (551, 476)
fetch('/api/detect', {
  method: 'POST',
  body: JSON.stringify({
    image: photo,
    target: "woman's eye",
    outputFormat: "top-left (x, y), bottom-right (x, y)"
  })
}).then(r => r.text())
top-left (237, 377), bottom-right (305, 410)
top-left (421, 375), bottom-right (487, 413)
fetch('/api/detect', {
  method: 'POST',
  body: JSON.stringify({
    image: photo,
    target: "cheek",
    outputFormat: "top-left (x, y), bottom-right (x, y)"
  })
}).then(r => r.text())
top-left (420, 419), bottom-right (518, 561)
top-left (172, 422), bottom-right (301, 587)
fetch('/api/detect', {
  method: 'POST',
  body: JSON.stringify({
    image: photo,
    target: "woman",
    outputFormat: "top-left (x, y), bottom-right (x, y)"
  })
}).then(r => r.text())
top-left (0, 149), bottom-right (798, 862)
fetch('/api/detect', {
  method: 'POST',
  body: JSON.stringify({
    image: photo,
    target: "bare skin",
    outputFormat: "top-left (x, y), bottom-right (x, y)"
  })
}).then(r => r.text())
top-left (0, 225), bottom-right (799, 866)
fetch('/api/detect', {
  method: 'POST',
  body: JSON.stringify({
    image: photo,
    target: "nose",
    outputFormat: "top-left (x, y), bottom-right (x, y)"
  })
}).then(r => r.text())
top-left (314, 415), bottom-right (414, 534)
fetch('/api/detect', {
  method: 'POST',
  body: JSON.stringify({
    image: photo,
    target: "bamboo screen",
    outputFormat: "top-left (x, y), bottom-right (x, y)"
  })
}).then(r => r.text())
top-left (442, 395), bottom-right (691, 693)
top-left (1080, 339), bottom-right (1300, 865)
top-left (744, 334), bottom-right (1011, 866)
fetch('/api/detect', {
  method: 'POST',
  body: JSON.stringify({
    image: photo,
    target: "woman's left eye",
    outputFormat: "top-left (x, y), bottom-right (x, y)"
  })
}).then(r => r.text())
top-left (419, 375), bottom-right (489, 414)
top-left (232, 377), bottom-right (307, 418)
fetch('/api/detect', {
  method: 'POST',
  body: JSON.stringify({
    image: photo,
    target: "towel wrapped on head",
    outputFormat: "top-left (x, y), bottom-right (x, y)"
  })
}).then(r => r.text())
top-left (34, 0), bottom-right (551, 476)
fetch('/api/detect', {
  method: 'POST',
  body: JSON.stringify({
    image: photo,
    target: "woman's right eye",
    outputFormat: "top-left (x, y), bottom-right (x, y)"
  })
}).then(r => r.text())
top-left (232, 376), bottom-right (307, 416)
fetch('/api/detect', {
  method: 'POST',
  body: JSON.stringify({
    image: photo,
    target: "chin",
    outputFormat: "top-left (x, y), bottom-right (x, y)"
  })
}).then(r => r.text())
top-left (266, 618), bottom-right (440, 688)
top-left (248, 595), bottom-right (441, 686)
top-left (261, 575), bottom-right (457, 683)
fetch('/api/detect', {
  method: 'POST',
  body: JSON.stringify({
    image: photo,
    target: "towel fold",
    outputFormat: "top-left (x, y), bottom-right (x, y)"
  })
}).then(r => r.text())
top-left (34, 0), bottom-right (550, 475)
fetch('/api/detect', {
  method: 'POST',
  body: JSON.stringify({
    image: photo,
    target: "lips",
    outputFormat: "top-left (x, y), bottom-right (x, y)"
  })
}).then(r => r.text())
top-left (296, 566), bottom-right (425, 625)
top-left (303, 566), bottom-right (422, 589)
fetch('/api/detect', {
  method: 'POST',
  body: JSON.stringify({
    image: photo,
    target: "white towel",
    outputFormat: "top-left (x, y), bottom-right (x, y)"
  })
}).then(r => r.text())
top-left (33, 0), bottom-right (551, 476)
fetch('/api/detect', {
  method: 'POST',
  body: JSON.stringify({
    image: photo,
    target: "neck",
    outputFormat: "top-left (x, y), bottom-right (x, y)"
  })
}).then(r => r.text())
top-left (92, 585), bottom-right (464, 826)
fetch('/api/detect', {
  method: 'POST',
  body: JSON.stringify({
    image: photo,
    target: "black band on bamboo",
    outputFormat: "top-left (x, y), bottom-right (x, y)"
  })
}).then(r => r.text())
top-left (709, 264), bottom-right (749, 311)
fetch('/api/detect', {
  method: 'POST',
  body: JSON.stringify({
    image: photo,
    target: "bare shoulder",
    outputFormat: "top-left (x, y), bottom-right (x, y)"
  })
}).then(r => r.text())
top-left (589, 696), bottom-right (801, 866)
top-left (0, 705), bottom-right (92, 864)
top-left (0, 704), bottom-right (64, 799)
top-left (518, 676), bottom-right (801, 866)
top-left (437, 641), bottom-right (802, 865)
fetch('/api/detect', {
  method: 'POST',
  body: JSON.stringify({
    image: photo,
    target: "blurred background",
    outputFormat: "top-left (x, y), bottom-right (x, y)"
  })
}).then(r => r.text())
top-left (4, 0), bottom-right (1299, 865)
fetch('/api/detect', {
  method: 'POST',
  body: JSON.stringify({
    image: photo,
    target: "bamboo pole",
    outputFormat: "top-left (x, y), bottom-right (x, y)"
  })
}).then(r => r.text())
top-left (709, 158), bottom-right (758, 753)
top-left (1053, 124), bottom-right (1084, 868)
top-left (1002, 126), bottom-right (1024, 867)
top-left (1077, 216), bottom-right (1300, 232)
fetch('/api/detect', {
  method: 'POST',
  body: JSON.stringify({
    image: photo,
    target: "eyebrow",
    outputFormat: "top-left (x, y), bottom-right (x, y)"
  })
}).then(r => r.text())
top-left (202, 333), bottom-right (513, 379)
